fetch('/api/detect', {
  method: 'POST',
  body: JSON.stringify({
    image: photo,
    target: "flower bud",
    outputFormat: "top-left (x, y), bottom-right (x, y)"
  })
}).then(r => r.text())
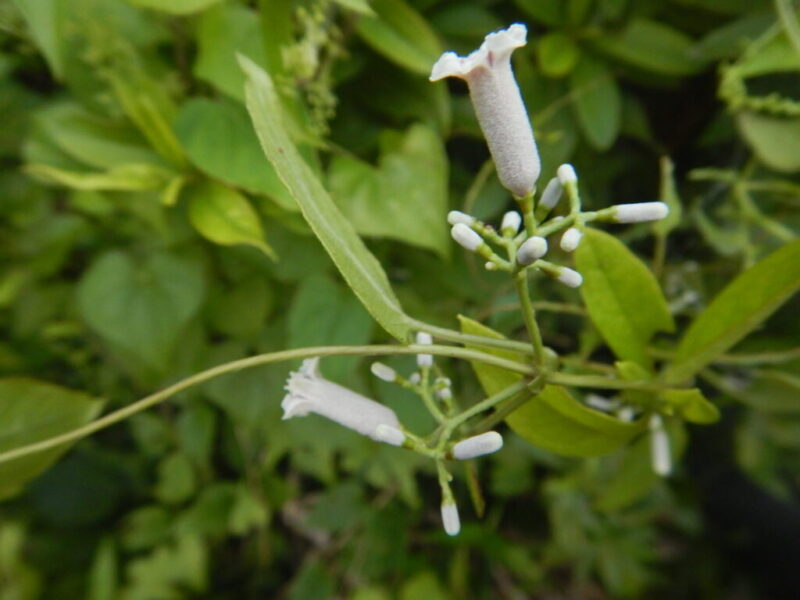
top-left (649, 414), bottom-right (672, 476)
top-left (538, 177), bottom-right (562, 210)
top-left (416, 332), bottom-right (433, 367)
top-left (374, 424), bottom-right (406, 447)
top-left (451, 223), bottom-right (483, 252)
top-left (517, 236), bottom-right (548, 265)
top-left (453, 431), bottom-right (503, 459)
top-left (613, 202), bottom-right (669, 223)
top-left (557, 163), bottom-right (578, 185)
top-left (370, 362), bottom-right (396, 383)
top-left (555, 267), bottom-right (583, 288)
top-left (560, 227), bottom-right (583, 252)
top-left (447, 210), bottom-right (475, 226)
top-left (501, 211), bottom-right (522, 235)
top-left (441, 501), bottom-right (460, 536)
top-left (430, 24), bottom-right (540, 198)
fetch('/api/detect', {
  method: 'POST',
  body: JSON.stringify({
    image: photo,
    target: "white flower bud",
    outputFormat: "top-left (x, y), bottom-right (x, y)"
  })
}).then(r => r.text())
top-left (613, 202), bottom-right (669, 223)
top-left (485, 261), bottom-right (497, 271)
top-left (517, 236), bottom-right (548, 265)
top-left (447, 210), bottom-right (475, 226)
top-left (617, 406), bottom-right (636, 422)
top-left (430, 24), bottom-right (540, 198)
top-left (437, 387), bottom-right (453, 400)
top-left (374, 424), bottom-right (406, 447)
top-left (556, 267), bottom-right (583, 288)
top-left (649, 414), bottom-right (671, 476)
top-left (539, 177), bottom-right (562, 210)
top-left (453, 431), bottom-right (503, 460)
top-left (370, 362), bottom-right (396, 383)
top-left (409, 373), bottom-right (421, 385)
top-left (560, 227), bottom-right (583, 252)
top-left (501, 211), bottom-right (522, 234)
top-left (557, 163), bottom-right (578, 185)
top-left (416, 332), bottom-right (433, 367)
top-left (451, 223), bottom-right (483, 252)
top-left (585, 394), bottom-right (617, 412)
top-left (441, 501), bottom-right (460, 536)
top-left (282, 358), bottom-right (400, 441)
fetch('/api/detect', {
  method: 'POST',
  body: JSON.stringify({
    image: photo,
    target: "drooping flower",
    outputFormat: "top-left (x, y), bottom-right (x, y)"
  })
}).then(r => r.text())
top-left (441, 500), bottom-right (461, 536)
top-left (282, 358), bottom-right (400, 441)
top-left (430, 24), bottom-right (540, 198)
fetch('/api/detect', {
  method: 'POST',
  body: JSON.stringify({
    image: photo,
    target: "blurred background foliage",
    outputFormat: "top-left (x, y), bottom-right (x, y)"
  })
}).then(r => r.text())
top-left (1, 0), bottom-right (799, 598)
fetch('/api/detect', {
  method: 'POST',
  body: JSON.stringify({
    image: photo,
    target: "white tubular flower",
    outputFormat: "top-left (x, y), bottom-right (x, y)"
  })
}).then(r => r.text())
top-left (370, 362), bottom-right (396, 383)
top-left (430, 24), bottom-right (540, 198)
top-left (453, 431), bottom-right (504, 460)
top-left (374, 424), bottom-right (406, 447)
top-left (649, 414), bottom-right (672, 476)
top-left (557, 163), bottom-right (578, 185)
top-left (441, 501), bottom-right (461, 536)
top-left (560, 227), bottom-right (583, 252)
top-left (416, 332), bottom-right (433, 367)
top-left (517, 236), bottom-right (548, 265)
top-left (451, 223), bottom-right (483, 252)
top-left (613, 202), bottom-right (669, 223)
top-left (283, 358), bottom-right (400, 441)
top-left (501, 211), bottom-right (522, 235)
top-left (447, 210), bottom-right (475, 226)
top-left (556, 267), bottom-right (583, 288)
top-left (539, 177), bottom-right (562, 210)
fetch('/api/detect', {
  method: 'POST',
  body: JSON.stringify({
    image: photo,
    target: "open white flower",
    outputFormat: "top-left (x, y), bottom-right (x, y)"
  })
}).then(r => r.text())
top-left (430, 24), bottom-right (540, 198)
top-left (282, 358), bottom-right (400, 441)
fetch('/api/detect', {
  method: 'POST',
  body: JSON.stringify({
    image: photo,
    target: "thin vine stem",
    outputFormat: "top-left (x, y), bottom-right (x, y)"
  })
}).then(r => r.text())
top-left (0, 344), bottom-right (536, 467)
top-left (410, 320), bottom-right (533, 354)
top-left (514, 270), bottom-right (545, 366)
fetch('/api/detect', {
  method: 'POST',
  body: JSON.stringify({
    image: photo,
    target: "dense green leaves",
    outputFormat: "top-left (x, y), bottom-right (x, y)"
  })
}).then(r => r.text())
top-left (667, 240), bottom-right (800, 381)
top-left (0, 379), bottom-right (102, 499)
top-left (242, 55), bottom-right (413, 341)
top-left (329, 124), bottom-right (449, 257)
top-left (575, 229), bottom-right (674, 369)
top-left (77, 251), bottom-right (205, 371)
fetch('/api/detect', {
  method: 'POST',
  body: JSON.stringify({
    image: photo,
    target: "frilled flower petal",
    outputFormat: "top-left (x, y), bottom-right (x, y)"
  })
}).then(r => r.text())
top-left (282, 358), bottom-right (400, 441)
top-left (430, 24), bottom-right (539, 198)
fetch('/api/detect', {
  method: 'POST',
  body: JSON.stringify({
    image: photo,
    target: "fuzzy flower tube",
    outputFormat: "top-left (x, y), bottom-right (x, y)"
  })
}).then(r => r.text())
top-left (282, 358), bottom-right (400, 441)
top-left (430, 24), bottom-right (540, 198)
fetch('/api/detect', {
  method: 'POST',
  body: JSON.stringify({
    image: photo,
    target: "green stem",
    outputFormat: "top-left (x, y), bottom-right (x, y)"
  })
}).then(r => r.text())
top-left (548, 372), bottom-right (676, 392)
top-left (0, 344), bottom-right (536, 466)
top-left (514, 270), bottom-right (545, 365)
top-left (419, 365), bottom-right (445, 424)
top-left (410, 320), bottom-right (532, 354)
top-left (469, 374), bottom-right (545, 432)
top-left (516, 191), bottom-right (536, 236)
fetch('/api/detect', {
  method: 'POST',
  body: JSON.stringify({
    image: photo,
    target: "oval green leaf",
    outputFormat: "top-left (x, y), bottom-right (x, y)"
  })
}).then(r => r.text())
top-left (575, 229), bottom-right (675, 369)
top-left (666, 239), bottom-right (800, 382)
top-left (569, 55), bottom-right (621, 150)
top-left (0, 378), bottom-right (103, 500)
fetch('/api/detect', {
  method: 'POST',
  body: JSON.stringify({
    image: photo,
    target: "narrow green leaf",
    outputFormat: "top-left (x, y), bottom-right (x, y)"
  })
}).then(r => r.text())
top-left (128, 0), bottom-right (223, 15)
top-left (24, 163), bottom-right (173, 192)
top-left (240, 55), bottom-right (412, 341)
top-left (189, 180), bottom-right (274, 258)
top-left (575, 229), bottom-right (675, 369)
top-left (458, 316), bottom-right (645, 457)
top-left (666, 240), bottom-right (800, 381)
top-left (0, 378), bottom-right (103, 499)
top-left (661, 389), bottom-right (720, 424)
top-left (570, 55), bottom-right (621, 150)
top-left (590, 18), bottom-right (705, 76)
top-left (355, 0), bottom-right (443, 75)
top-left (12, 0), bottom-right (64, 78)
top-left (737, 112), bottom-right (800, 173)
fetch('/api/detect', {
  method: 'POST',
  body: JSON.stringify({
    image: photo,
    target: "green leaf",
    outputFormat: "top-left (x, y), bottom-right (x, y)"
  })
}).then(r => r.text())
top-left (332, 0), bottom-right (374, 15)
top-left (512, 0), bottom-right (564, 26)
top-left (458, 316), bottom-right (645, 457)
top-left (355, 0), bottom-right (443, 75)
top-left (188, 180), bottom-right (275, 258)
top-left (329, 124), bottom-right (449, 257)
top-left (241, 55), bottom-right (412, 341)
top-left (575, 229), bottom-right (674, 369)
top-left (193, 4), bottom-right (266, 102)
top-left (666, 240), bottom-right (800, 381)
top-left (400, 572), bottom-right (449, 600)
top-left (737, 112), bottom-right (800, 173)
top-left (25, 163), bottom-right (172, 192)
top-left (661, 389), bottom-right (719, 424)
top-left (128, 0), bottom-right (223, 15)
top-left (77, 251), bottom-right (205, 371)
top-left (570, 55), bottom-right (621, 150)
top-left (0, 378), bottom-right (103, 499)
top-left (12, 0), bottom-right (64, 78)
top-left (154, 453), bottom-right (196, 505)
top-left (735, 369), bottom-right (800, 413)
top-left (175, 99), bottom-right (294, 210)
top-left (537, 32), bottom-right (581, 77)
top-left (590, 18), bottom-right (705, 76)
